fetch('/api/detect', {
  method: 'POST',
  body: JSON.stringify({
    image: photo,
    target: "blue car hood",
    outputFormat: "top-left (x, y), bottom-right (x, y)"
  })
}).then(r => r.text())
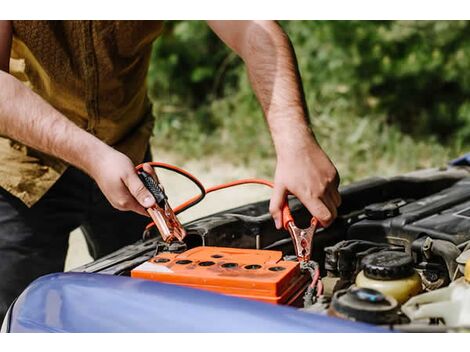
top-left (7, 272), bottom-right (382, 332)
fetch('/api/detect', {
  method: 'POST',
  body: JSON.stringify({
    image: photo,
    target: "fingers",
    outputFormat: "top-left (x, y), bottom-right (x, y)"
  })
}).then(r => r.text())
top-left (270, 183), bottom-right (341, 229)
top-left (304, 186), bottom-right (341, 228)
top-left (130, 205), bottom-right (150, 217)
top-left (142, 162), bottom-right (159, 182)
top-left (301, 196), bottom-right (334, 228)
top-left (122, 170), bottom-right (156, 209)
top-left (109, 184), bottom-right (149, 217)
top-left (269, 183), bottom-right (287, 229)
top-left (328, 186), bottom-right (342, 208)
top-left (320, 194), bottom-right (337, 225)
top-left (333, 171), bottom-right (341, 189)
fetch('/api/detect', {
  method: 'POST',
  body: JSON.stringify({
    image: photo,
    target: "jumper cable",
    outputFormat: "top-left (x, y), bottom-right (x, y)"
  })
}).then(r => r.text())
top-left (136, 168), bottom-right (186, 243)
top-left (134, 162), bottom-right (320, 262)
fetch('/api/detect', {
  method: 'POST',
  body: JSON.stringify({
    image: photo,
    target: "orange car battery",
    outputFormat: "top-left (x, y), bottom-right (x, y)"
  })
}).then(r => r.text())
top-left (131, 246), bottom-right (309, 305)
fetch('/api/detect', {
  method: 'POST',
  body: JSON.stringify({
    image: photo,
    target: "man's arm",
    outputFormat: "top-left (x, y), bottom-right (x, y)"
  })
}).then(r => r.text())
top-left (0, 21), bottom-right (155, 214)
top-left (207, 20), bottom-right (341, 228)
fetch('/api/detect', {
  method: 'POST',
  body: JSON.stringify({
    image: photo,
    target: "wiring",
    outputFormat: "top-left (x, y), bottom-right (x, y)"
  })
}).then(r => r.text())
top-left (177, 178), bottom-right (274, 213)
top-left (136, 161), bottom-right (318, 263)
top-left (135, 162), bottom-right (206, 214)
top-left (301, 260), bottom-right (323, 307)
top-left (135, 162), bottom-right (275, 232)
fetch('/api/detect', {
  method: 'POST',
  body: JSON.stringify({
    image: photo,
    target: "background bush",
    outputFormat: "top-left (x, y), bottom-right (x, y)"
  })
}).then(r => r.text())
top-left (147, 21), bottom-right (469, 183)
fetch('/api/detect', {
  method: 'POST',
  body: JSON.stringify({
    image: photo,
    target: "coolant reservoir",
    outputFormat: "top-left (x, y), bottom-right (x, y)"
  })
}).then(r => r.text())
top-left (355, 251), bottom-right (422, 304)
top-left (402, 259), bottom-right (470, 329)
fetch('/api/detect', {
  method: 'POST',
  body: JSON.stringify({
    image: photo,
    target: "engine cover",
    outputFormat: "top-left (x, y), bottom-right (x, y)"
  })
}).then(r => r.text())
top-left (131, 246), bottom-right (308, 304)
top-left (347, 178), bottom-right (470, 246)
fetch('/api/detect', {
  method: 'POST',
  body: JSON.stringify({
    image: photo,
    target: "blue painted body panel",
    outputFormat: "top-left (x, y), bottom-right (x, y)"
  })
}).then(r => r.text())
top-left (450, 152), bottom-right (470, 166)
top-left (8, 273), bottom-right (383, 332)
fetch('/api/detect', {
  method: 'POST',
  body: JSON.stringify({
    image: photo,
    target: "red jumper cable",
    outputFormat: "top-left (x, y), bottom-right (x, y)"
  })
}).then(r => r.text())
top-left (135, 162), bottom-right (320, 262)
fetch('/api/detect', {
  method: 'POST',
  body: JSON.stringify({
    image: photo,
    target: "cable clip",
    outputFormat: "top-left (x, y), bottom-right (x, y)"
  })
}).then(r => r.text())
top-left (282, 204), bottom-right (319, 262)
top-left (137, 169), bottom-right (186, 243)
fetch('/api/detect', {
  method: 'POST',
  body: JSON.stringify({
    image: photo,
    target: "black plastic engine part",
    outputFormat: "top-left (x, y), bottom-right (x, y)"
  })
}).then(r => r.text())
top-left (71, 169), bottom-right (467, 275)
top-left (329, 287), bottom-right (400, 325)
top-left (182, 198), bottom-right (344, 264)
top-left (364, 199), bottom-right (404, 220)
top-left (348, 178), bottom-right (470, 246)
top-left (324, 240), bottom-right (399, 280)
top-left (362, 251), bottom-right (414, 280)
top-left (337, 171), bottom-right (463, 215)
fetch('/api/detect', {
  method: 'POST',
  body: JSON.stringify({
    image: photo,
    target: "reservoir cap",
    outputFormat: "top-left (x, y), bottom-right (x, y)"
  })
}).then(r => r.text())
top-left (330, 287), bottom-right (399, 324)
top-left (362, 251), bottom-right (414, 280)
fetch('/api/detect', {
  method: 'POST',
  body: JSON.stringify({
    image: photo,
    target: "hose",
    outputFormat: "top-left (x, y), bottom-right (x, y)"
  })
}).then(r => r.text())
top-left (422, 237), bottom-right (461, 281)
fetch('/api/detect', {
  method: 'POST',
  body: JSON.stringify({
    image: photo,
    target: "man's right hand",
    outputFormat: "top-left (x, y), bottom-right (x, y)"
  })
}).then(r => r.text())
top-left (88, 149), bottom-right (156, 216)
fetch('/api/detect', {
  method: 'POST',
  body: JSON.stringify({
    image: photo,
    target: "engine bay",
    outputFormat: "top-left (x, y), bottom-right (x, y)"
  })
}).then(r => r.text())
top-left (73, 166), bottom-right (470, 332)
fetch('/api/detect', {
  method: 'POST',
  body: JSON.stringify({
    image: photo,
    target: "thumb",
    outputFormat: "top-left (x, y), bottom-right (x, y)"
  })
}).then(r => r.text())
top-left (142, 162), bottom-right (159, 182)
top-left (269, 183), bottom-right (287, 229)
top-left (124, 172), bottom-right (156, 209)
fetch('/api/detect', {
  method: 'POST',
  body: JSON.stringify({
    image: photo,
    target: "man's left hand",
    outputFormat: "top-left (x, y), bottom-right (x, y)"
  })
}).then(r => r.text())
top-left (269, 140), bottom-right (341, 229)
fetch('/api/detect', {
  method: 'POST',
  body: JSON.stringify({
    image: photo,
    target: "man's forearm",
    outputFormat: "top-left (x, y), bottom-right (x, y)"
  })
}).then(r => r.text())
top-left (238, 21), bottom-right (315, 157)
top-left (209, 20), bottom-right (340, 227)
top-left (0, 71), bottom-right (112, 174)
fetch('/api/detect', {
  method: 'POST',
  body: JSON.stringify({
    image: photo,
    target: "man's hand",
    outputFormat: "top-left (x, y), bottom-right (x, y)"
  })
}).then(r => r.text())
top-left (270, 140), bottom-right (341, 229)
top-left (88, 149), bottom-right (157, 216)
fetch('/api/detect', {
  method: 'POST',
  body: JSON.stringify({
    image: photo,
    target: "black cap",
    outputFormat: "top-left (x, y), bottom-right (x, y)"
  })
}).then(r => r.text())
top-left (362, 251), bottom-right (414, 280)
top-left (364, 201), bottom-right (400, 220)
top-left (330, 287), bottom-right (399, 324)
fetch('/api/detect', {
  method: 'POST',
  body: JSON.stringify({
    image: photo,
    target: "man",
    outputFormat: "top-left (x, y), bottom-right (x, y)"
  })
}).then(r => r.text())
top-left (0, 21), bottom-right (340, 319)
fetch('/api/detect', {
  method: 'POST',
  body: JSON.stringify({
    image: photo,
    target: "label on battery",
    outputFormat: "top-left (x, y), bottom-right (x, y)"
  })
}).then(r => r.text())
top-left (134, 262), bottom-right (174, 273)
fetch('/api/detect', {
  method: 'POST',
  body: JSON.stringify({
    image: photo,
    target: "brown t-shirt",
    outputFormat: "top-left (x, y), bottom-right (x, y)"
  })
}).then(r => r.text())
top-left (0, 20), bottom-right (164, 206)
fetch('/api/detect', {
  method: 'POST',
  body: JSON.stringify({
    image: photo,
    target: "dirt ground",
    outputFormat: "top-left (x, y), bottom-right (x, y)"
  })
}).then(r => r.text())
top-left (64, 149), bottom-right (273, 270)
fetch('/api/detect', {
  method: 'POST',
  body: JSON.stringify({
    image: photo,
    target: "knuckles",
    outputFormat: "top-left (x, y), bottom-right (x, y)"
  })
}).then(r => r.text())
top-left (318, 208), bottom-right (333, 221)
top-left (114, 198), bottom-right (131, 210)
top-left (133, 183), bottom-right (148, 198)
top-left (268, 203), bottom-right (280, 217)
top-left (337, 195), bottom-right (343, 207)
top-left (304, 187), bottom-right (324, 199)
top-left (318, 212), bottom-right (333, 226)
top-left (320, 167), bottom-right (340, 187)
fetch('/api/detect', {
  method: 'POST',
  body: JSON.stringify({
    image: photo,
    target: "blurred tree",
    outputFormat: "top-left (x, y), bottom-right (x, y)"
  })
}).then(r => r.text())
top-left (147, 21), bottom-right (468, 180)
top-left (149, 21), bottom-right (470, 144)
top-left (282, 21), bottom-right (470, 143)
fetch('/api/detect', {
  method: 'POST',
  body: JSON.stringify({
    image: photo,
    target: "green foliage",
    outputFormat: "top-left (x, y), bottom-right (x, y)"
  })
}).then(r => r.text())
top-left (147, 21), bottom-right (468, 182)
top-left (281, 21), bottom-right (470, 143)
